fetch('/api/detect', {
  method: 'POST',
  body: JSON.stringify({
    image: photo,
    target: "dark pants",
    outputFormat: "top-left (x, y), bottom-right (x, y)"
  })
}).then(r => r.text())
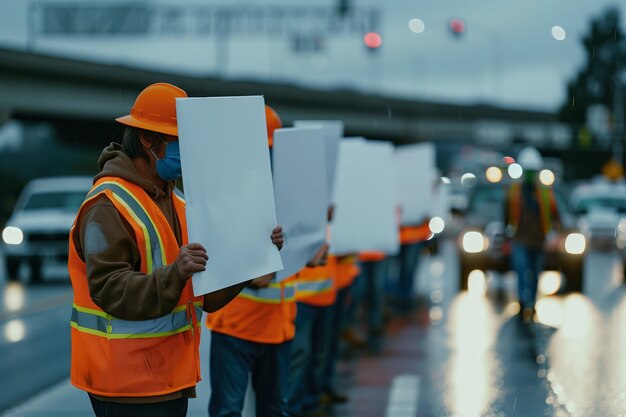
top-left (89, 395), bottom-right (188, 417)
top-left (209, 332), bottom-right (292, 417)
top-left (348, 260), bottom-right (387, 331)
top-left (323, 285), bottom-right (351, 395)
top-left (288, 302), bottom-right (334, 414)
top-left (511, 242), bottom-right (544, 309)
top-left (397, 242), bottom-right (423, 304)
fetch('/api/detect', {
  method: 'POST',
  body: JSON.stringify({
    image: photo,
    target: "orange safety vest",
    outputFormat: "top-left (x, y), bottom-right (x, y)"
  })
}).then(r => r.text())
top-left (332, 254), bottom-right (360, 290)
top-left (507, 183), bottom-right (557, 234)
top-left (399, 220), bottom-right (431, 245)
top-left (295, 260), bottom-right (337, 307)
top-left (358, 251), bottom-right (387, 262)
top-left (205, 275), bottom-right (297, 344)
top-left (68, 177), bottom-right (203, 398)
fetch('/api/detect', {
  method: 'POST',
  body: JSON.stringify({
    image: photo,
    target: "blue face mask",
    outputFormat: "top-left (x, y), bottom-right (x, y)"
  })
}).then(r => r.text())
top-left (151, 141), bottom-right (182, 181)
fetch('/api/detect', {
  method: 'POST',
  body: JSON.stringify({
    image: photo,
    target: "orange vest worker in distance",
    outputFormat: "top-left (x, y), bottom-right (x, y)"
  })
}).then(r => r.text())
top-left (205, 104), bottom-right (295, 343)
top-left (204, 104), bottom-right (295, 417)
top-left (399, 219), bottom-right (431, 245)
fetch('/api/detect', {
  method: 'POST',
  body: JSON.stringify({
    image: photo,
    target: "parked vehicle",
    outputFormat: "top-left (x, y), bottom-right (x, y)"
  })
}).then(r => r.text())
top-left (457, 182), bottom-right (586, 292)
top-left (1, 176), bottom-right (92, 283)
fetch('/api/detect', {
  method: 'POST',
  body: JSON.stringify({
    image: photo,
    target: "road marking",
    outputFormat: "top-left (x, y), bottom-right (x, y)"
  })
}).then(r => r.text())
top-left (385, 373), bottom-right (420, 417)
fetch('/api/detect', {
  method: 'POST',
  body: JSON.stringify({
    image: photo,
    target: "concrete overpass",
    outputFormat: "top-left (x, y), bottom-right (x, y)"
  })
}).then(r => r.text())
top-left (0, 46), bottom-right (562, 148)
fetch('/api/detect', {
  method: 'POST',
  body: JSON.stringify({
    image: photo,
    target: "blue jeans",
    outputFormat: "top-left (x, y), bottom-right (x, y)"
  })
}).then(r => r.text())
top-left (347, 259), bottom-right (388, 331)
top-left (209, 332), bottom-right (292, 417)
top-left (323, 285), bottom-right (351, 395)
top-left (288, 302), bottom-right (334, 414)
top-left (397, 242), bottom-right (423, 302)
top-left (511, 242), bottom-right (544, 309)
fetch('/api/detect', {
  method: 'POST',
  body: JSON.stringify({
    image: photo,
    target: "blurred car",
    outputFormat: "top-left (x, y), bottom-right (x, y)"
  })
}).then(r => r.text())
top-left (2, 176), bottom-right (92, 283)
top-left (457, 182), bottom-right (586, 292)
top-left (570, 181), bottom-right (626, 250)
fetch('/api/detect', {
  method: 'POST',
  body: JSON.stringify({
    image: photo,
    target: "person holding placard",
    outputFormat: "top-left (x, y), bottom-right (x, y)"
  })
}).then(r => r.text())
top-left (68, 83), bottom-right (284, 417)
top-left (320, 253), bottom-right (360, 406)
top-left (288, 212), bottom-right (338, 417)
top-left (205, 106), bottom-right (296, 417)
top-left (395, 219), bottom-right (431, 313)
top-left (350, 251), bottom-right (388, 339)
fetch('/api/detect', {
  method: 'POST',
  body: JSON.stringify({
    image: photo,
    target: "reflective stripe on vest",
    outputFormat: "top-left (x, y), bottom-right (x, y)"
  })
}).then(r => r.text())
top-left (86, 182), bottom-right (166, 274)
top-left (239, 283), bottom-right (296, 304)
top-left (508, 184), bottom-right (553, 234)
top-left (296, 279), bottom-right (333, 297)
top-left (283, 281), bottom-right (296, 303)
top-left (70, 303), bottom-right (203, 339)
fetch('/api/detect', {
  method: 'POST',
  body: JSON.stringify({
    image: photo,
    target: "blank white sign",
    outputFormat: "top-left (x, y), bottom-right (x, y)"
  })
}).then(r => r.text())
top-left (272, 127), bottom-right (328, 281)
top-left (293, 120), bottom-right (343, 201)
top-left (330, 139), bottom-right (399, 255)
top-left (176, 96), bottom-right (284, 295)
top-left (395, 143), bottom-right (435, 225)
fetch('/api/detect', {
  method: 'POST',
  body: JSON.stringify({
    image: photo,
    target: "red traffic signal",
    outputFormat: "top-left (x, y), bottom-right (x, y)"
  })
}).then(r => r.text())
top-left (363, 31), bottom-right (382, 49)
top-left (449, 18), bottom-right (465, 37)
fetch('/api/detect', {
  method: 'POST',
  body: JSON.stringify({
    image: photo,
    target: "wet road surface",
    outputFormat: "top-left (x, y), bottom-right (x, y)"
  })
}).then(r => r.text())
top-left (1, 240), bottom-right (625, 417)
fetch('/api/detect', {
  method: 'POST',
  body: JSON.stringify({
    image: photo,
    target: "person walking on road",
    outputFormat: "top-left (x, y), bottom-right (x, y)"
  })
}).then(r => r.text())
top-left (68, 83), bottom-right (284, 417)
top-left (504, 146), bottom-right (560, 324)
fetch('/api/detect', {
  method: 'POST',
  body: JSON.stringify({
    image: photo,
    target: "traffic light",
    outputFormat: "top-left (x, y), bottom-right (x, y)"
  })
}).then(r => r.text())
top-left (364, 31), bottom-right (382, 52)
top-left (449, 18), bottom-right (465, 38)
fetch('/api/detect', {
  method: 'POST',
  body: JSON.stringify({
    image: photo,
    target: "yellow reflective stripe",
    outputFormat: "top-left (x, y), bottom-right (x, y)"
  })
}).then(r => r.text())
top-left (108, 193), bottom-right (155, 274)
top-left (90, 181), bottom-right (168, 274)
top-left (239, 283), bottom-right (284, 304)
top-left (538, 187), bottom-right (553, 233)
top-left (297, 279), bottom-right (332, 292)
top-left (107, 325), bottom-right (192, 339)
top-left (71, 321), bottom-right (192, 339)
top-left (73, 303), bottom-right (111, 320)
top-left (105, 182), bottom-right (167, 269)
top-left (71, 302), bottom-right (200, 339)
top-left (238, 292), bottom-right (282, 304)
top-left (108, 193), bottom-right (154, 274)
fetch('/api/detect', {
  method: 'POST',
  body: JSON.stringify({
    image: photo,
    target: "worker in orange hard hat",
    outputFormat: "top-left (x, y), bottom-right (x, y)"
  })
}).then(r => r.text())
top-left (288, 208), bottom-right (338, 417)
top-left (68, 83), bottom-right (284, 417)
top-left (265, 104), bottom-right (282, 148)
top-left (205, 104), bottom-right (296, 417)
top-left (505, 146), bottom-right (561, 324)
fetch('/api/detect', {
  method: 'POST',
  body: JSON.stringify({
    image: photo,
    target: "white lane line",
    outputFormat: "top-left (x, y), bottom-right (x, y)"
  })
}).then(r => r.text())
top-left (385, 373), bottom-right (420, 417)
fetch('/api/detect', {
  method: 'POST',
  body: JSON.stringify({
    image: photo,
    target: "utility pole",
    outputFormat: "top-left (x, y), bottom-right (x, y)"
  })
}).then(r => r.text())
top-left (613, 41), bottom-right (626, 165)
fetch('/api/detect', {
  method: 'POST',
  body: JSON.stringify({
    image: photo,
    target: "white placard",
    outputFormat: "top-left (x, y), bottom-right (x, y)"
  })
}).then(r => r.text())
top-left (330, 139), bottom-right (399, 255)
top-left (176, 96), bottom-right (284, 295)
top-left (293, 120), bottom-right (343, 200)
top-left (395, 143), bottom-right (435, 225)
top-left (272, 127), bottom-right (328, 281)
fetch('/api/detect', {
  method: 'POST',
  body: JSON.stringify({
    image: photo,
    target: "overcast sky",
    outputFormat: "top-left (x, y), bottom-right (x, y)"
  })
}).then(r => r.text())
top-left (0, 0), bottom-right (624, 111)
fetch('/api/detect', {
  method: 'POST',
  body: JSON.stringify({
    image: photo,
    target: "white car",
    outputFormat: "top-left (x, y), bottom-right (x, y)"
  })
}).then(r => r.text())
top-left (570, 181), bottom-right (626, 250)
top-left (2, 176), bottom-right (92, 283)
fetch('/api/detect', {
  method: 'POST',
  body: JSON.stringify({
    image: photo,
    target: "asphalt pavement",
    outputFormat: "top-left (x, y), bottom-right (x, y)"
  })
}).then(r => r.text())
top-left (1, 240), bottom-right (625, 417)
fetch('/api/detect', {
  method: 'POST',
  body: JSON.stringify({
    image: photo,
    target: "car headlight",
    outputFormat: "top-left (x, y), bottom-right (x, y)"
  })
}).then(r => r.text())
top-left (564, 233), bottom-right (586, 255)
top-left (462, 231), bottom-right (487, 253)
top-left (617, 219), bottom-right (626, 249)
top-left (429, 217), bottom-right (445, 234)
top-left (2, 226), bottom-right (24, 245)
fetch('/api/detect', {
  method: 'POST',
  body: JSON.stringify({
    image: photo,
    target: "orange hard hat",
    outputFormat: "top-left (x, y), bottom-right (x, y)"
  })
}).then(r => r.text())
top-left (116, 83), bottom-right (188, 137)
top-left (265, 105), bottom-right (282, 148)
